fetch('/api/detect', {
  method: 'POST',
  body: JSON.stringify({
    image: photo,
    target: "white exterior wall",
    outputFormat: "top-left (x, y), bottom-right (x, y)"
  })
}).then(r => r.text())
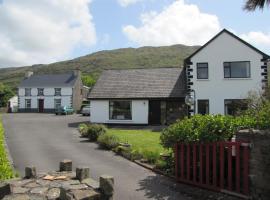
top-left (189, 32), bottom-right (265, 114)
top-left (90, 100), bottom-right (149, 124)
top-left (18, 87), bottom-right (73, 109)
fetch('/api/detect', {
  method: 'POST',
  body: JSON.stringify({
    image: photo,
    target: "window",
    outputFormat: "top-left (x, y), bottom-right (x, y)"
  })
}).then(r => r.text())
top-left (197, 63), bottom-right (208, 79)
top-left (25, 88), bottom-right (31, 96)
top-left (54, 99), bottom-right (61, 109)
top-left (224, 61), bottom-right (250, 78)
top-left (109, 101), bottom-right (132, 120)
top-left (224, 99), bottom-right (248, 116)
top-left (54, 88), bottom-right (61, 96)
top-left (197, 100), bottom-right (209, 115)
top-left (37, 88), bottom-right (44, 96)
top-left (25, 99), bottom-right (31, 109)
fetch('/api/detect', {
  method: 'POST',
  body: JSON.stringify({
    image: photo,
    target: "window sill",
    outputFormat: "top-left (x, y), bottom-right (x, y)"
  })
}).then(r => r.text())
top-left (106, 120), bottom-right (133, 123)
top-left (223, 78), bottom-right (252, 80)
top-left (196, 79), bottom-right (210, 81)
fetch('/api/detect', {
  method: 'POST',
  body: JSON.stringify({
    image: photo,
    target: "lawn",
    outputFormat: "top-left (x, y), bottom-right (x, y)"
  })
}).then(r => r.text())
top-left (0, 115), bottom-right (15, 180)
top-left (106, 128), bottom-right (167, 156)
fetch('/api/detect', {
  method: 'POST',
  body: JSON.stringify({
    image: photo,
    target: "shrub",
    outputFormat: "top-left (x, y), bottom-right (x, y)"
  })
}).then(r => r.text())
top-left (141, 149), bottom-right (160, 164)
top-left (78, 123), bottom-right (88, 137)
top-left (161, 114), bottom-right (242, 148)
top-left (0, 116), bottom-right (14, 180)
top-left (87, 124), bottom-right (107, 141)
top-left (97, 133), bottom-right (120, 149)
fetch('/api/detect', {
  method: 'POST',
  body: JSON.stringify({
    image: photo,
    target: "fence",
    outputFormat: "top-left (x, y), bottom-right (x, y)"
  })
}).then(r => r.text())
top-left (174, 141), bottom-right (250, 198)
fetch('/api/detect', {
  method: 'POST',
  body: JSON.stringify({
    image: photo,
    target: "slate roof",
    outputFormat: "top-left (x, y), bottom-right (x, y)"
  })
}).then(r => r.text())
top-left (19, 73), bottom-right (77, 88)
top-left (89, 68), bottom-right (186, 99)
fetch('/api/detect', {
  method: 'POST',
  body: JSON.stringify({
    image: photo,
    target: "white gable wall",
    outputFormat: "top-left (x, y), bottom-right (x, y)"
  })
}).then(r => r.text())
top-left (189, 32), bottom-right (264, 114)
top-left (90, 100), bottom-right (149, 124)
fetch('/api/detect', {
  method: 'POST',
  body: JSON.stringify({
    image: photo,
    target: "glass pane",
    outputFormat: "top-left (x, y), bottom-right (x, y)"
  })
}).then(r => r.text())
top-left (109, 101), bottom-right (132, 120)
top-left (224, 66), bottom-right (230, 78)
top-left (197, 68), bottom-right (208, 79)
top-left (224, 62), bottom-right (250, 78)
top-left (198, 100), bottom-right (209, 115)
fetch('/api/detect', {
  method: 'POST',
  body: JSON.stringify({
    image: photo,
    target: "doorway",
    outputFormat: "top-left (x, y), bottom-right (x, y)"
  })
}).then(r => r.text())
top-left (38, 99), bottom-right (44, 113)
top-left (149, 100), bottom-right (161, 125)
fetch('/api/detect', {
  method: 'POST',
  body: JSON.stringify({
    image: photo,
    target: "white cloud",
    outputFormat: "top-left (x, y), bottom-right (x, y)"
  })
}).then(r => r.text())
top-left (0, 0), bottom-right (96, 68)
top-left (240, 31), bottom-right (270, 53)
top-left (117, 0), bottom-right (144, 7)
top-left (122, 0), bottom-right (221, 46)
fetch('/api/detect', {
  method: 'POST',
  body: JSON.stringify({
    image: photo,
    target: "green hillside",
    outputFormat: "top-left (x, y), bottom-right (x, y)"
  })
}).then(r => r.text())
top-left (0, 44), bottom-right (200, 89)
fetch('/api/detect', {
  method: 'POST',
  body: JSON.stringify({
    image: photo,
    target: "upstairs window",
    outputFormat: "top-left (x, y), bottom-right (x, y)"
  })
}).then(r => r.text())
top-left (54, 88), bottom-right (61, 96)
top-left (109, 101), bottom-right (132, 120)
top-left (224, 61), bottom-right (250, 78)
top-left (25, 88), bottom-right (31, 96)
top-left (197, 63), bottom-right (208, 79)
top-left (37, 88), bottom-right (44, 96)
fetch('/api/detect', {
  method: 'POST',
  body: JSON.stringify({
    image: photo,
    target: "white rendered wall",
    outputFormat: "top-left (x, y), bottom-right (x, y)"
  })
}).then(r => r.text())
top-left (189, 32), bottom-right (264, 114)
top-left (18, 87), bottom-right (72, 109)
top-left (90, 100), bottom-right (149, 124)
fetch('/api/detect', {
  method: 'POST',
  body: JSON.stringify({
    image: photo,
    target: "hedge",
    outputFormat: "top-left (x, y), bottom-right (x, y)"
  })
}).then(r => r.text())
top-left (0, 116), bottom-right (15, 180)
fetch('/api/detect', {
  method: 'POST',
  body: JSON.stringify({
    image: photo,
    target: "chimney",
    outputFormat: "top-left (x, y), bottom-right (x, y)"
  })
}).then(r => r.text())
top-left (25, 71), bottom-right (33, 79)
top-left (73, 68), bottom-right (81, 78)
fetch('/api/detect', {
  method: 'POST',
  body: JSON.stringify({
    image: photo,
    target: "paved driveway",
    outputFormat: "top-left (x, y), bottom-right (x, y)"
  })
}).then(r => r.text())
top-left (3, 113), bottom-right (189, 200)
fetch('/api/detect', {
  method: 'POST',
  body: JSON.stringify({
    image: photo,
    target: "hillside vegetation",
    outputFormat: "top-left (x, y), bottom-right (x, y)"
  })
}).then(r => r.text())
top-left (0, 44), bottom-right (199, 89)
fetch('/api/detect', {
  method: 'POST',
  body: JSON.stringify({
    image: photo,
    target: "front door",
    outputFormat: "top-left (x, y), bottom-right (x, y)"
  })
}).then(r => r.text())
top-left (38, 99), bottom-right (44, 113)
top-left (149, 100), bottom-right (161, 125)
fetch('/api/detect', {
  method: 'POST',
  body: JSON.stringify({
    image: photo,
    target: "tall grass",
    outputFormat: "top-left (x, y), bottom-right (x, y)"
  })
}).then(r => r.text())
top-left (0, 116), bottom-right (15, 180)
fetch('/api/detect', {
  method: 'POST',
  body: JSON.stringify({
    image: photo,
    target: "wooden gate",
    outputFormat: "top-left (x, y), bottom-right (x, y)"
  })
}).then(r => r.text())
top-left (174, 141), bottom-right (250, 198)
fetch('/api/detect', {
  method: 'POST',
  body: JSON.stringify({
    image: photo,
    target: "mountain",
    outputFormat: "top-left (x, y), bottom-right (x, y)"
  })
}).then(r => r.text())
top-left (0, 44), bottom-right (200, 89)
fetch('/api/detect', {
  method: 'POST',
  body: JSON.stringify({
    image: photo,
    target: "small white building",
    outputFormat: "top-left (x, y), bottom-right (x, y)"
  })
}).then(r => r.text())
top-left (8, 96), bottom-right (18, 113)
top-left (18, 70), bottom-right (83, 112)
top-left (88, 68), bottom-right (187, 125)
top-left (185, 29), bottom-right (269, 115)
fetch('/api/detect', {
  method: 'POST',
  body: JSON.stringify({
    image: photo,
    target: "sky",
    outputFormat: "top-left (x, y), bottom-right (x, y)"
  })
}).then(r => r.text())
top-left (0, 0), bottom-right (270, 68)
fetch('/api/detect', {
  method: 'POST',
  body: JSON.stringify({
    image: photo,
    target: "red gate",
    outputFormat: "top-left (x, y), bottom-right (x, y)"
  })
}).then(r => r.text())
top-left (174, 141), bottom-right (250, 198)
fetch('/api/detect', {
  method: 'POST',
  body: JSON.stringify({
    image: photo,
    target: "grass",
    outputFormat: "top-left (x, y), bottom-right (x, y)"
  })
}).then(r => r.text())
top-left (0, 115), bottom-right (15, 180)
top-left (106, 128), bottom-right (169, 163)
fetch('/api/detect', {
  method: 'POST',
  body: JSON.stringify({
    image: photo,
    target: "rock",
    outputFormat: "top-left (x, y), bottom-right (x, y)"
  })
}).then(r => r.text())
top-left (99, 175), bottom-right (114, 196)
top-left (0, 182), bottom-right (11, 199)
top-left (25, 167), bottom-right (37, 179)
top-left (71, 189), bottom-right (100, 200)
top-left (30, 187), bottom-right (48, 195)
top-left (47, 188), bottom-right (61, 200)
top-left (2, 194), bottom-right (30, 200)
top-left (12, 187), bottom-right (30, 194)
top-left (76, 167), bottom-right (90, 181)
top-left (10, 179), bottom-right (33, 187)
top-left (24, 182), bottom-right (40, 188)
top-left (63, 184), bottom-right (88, 191)
top-left (60, 160), bottom-right (72, 172)
top-left (82, 178), bottom-right (100, 190)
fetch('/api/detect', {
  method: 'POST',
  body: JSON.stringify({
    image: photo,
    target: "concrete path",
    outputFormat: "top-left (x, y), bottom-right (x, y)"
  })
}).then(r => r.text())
top-left (3, 113), bottom-right (189, 200)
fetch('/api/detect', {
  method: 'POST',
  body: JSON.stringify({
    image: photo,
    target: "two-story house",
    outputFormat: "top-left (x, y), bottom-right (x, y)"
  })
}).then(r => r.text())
top-left (185, 29), bottom-right (269, 115)
top-left (18, 70), bottom-right (83, 113)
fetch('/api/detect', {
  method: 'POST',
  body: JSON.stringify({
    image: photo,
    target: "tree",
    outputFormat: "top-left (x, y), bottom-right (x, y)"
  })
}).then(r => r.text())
top-left (0, 83), bottom-right (15, 107)
top-left (244, 0), bottom-right (270, 11)
top-left (82, 75), bottom-right (96, 87)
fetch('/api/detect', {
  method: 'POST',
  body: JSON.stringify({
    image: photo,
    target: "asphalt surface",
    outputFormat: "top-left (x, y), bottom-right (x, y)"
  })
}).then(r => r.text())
top-left (3, 113), bottom-right (189, 200)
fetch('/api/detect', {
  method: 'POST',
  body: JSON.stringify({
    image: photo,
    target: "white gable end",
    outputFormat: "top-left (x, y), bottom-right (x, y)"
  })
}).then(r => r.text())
top-left (186, 30), bottom-right (268, 115)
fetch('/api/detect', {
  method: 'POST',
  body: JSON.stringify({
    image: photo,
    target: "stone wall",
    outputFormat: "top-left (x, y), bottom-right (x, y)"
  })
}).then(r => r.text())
top-left (0, 160), bottom-right (114, 200)
top-left (236, 129), bottom-right (270, 200)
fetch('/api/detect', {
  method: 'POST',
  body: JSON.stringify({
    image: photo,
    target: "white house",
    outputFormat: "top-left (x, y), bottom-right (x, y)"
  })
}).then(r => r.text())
top-left (18, 70), bottom-right (83, 112)
top-left (8, 96), bottom-right (18, 113)
top-left (185, 29), bottom-right (269, 115)
top-left (88, 68), bottom-right (187, 125)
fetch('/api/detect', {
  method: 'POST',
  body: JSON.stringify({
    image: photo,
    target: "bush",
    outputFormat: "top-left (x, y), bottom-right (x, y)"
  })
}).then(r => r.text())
top-left (141, 149), bottom-right (160, 164)
top-left (78, 123), bottom-right (88, 137)
top-left (160, 114), bottom-right (244, 148)
top-left (87, 124), bottom-right (107, 141)
top-left (97, 133), bottom-right (120, 149)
